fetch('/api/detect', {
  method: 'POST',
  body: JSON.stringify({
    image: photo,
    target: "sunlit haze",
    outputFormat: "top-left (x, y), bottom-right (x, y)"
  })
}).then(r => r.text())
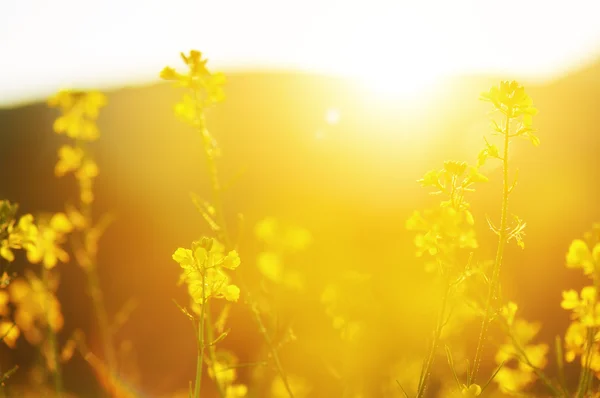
top-left (2, 0), bottom-right (600, 105)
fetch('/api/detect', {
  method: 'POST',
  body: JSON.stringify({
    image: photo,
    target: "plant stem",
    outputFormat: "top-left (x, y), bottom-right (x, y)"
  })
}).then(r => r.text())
top-left (193, 89), bottom-right (294, 397)
top-left (471, 113), bottom-right (511, 383)
top-left (507, 327), bottom-right (563, 397)
top-left (417, 277), bottom-right (451, 398)
top-left (73, 138), bottom-right (118, 391)
top-left (205, 308), bottom-right (226, 398)
top-left (250, 296), bottom-right (296, 398)
top-left (84, 256), bottom-right (117, 388)
top-left (42, 268), bottom-right (63, 397)
top-left (194, 272), bottom-right (207, 398)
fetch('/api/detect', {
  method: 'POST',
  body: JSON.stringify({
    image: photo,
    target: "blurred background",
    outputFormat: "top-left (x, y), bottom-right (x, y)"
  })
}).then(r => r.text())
top-left (1, 0), bottom-right (600, 396)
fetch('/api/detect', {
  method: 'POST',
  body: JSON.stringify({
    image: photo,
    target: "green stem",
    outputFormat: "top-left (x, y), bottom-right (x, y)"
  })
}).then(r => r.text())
top-left (555, 335), bottom-right (570, 396)
top-left (192, 87), bottom-right (294, 397)
top-left (417, 277), bottom-right (451, 398)
top-left (471, 113), bottom-right (511, 383)
top-left (0, 365), bottom-right (18, 397)
top-left (507, 328), bottom-right (563, 397)
top-left (42, 269), bottom-right (63, 397)
top-left (249, 297), bottom-right (296, 398)
top-left (194, 272), bottom-right (207, 398)
top-left (74, 138), bottom-right (117, 390)
top-left (205, 308), bottom-right (226, 398)
top-left (85, 263), bottom-right (117, 391)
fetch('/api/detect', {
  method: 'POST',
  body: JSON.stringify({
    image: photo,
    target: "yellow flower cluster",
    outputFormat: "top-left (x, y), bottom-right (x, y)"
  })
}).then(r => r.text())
top-left (1, 270), bottom-right (63, 348)
top-left (172, 237), bottom-right (241, 312)
top-left (0, 201), bottom-right (37, 263)
top-left (48, 90), bottom-right (106, 141)
top-left (561, 224), bottom-right (600, 376)
top-left (494, 302), bottom-right (548, 394)
top-left (406, 161), bottom-right (485, 274)
top-left (479, 80), bottom-right (540, 146)
top-left (480, 80), bottom-right (538, 126)
top-left (208, 351), bottom-right (248, 398)
top-left (0, 201), bottom-right (73, 270)
top-left (255, 217), bottom-right (311, 290)
top-left (160, 50), bottom-right (226, 128)
top-left (26, 213), bottom-right (73, 270)
top-left (48, 90), bottom-right (105, 204)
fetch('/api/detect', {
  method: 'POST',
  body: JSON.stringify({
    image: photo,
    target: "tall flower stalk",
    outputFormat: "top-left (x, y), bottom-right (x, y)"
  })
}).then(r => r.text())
top-left (48, 90), bottom-right (118, 392)
top-left (470, 81), bottom-right (539, 384)
top-left (163, 50), bottom-right (296, 398)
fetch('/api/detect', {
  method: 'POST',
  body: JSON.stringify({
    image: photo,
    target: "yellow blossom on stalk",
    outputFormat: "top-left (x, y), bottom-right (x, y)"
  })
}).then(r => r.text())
top-left (501, 301), bottom-right (519, 326)
top-left (0, 288), bottom-right (19, 348)
top-left (65, 204), bottom-right (88, 231)
top-left (494, 311), bottom-right (548, 394)
top-left (172, 238), bottom-right (241, 309)
top-left (480, 81), bottom-right (538, 125)
top-left (566, 238), bottom-right (600, 276)
top-left (161, 51), bottom-right (225, 98)
top-left (49, 89), bottom-right (104, 206)
top-left (0, 320), bottom-right (20, 348)
top-left (55, 145), bottom-right (84, 177)
top-left (160, 50), bottom-right (225, 131)
top-left (48, 90), bottom-right (106, 141)
top-left (9, 270), bottom-right (63, 345)
top-left (479, 80), bottom-right (540, 146)
top-left (208, 351), bottom-right (248, 398)
top-left (25, 213), bottom-right (73, 269)
top-left (74, 158), bottom-right (99, 204)
top-left (0, 208), bottom-right (38, 263)
top-left (561, 286), bottom-right (600, 326)
top-left (562, 321), bottom-right (600, 372)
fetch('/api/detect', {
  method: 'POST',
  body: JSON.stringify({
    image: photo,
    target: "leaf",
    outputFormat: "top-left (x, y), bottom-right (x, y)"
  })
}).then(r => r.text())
top-left (491, 119), bottom-right (503, 133)
top-left (477, 149), bottom-right (488, 167)
top-left (190, 193), bottom-right (220, 232)
top-left (528, 132), bottom-right (541, 147)
top-left (486, 214), bottom-right (500, 236)
top-left (173, 299), bottom-right (195, 321)
top-left (209, 329), bottom-right (230, 346)
top-left (446, 345), bottom-right (462, 390)
top-left (214, 304), bottom-right (231, 334)
top-left (481, 360), bottom-right (506, 393)
top-left (396, 380), bottom-right (410, 398)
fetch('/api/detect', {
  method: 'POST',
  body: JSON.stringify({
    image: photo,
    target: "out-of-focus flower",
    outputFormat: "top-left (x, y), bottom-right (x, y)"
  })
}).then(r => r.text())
top-left (9, 271), bottom-right (63, 345)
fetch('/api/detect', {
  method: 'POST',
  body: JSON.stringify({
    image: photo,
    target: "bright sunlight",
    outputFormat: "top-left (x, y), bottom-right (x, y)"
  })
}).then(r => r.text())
top-left (2, 0), bottom-right (600, 105)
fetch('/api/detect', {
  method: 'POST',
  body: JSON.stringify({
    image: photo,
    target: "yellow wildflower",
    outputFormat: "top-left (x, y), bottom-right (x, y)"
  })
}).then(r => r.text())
top-left (160, 50), bottom-right (225, 112)
top-left (0, 213), bottom-right (38, 262)
top-left (480, 80), bottom-right (538, 123)
top-left (9, 271), bottom-right (63, 345)
top-left (561, 286), bottom-right (600, 326)
top-left (172, 238), bottom-right (241, 307)
top-left (208, 351), bottom-right (248, 398)
top-left (494, 315), bottom-right (548, 394)
top-left (25, 213), bottom-right (72, 269)
top-left (48, 90), bottom-right (106, 141)
top-left (566, 239), bottom-right (599, 275)
top-left (55, 145), bottom-right (84, 177)
top-left (0, 321), bottom-right (20, 348)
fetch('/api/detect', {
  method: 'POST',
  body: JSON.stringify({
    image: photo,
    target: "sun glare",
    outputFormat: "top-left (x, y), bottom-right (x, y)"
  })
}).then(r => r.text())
top-left (357, 68), bottom-right (442, 100)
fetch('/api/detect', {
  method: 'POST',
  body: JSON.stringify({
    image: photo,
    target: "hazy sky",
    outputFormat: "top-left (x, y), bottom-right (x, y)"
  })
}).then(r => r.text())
top-left (2, 0), bottom-right (600, 105)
